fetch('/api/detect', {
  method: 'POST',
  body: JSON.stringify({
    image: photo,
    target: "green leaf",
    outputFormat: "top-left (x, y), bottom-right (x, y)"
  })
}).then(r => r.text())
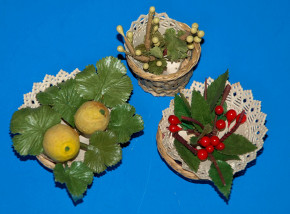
top-left (174, 94), bottom-right (193, 130)
top-left (190, 136), bottom-right (199, 146)
top-left (220, 134), bottom-right (257, 155)
top-left (174, 140), bottom-right (200, 172)
top-left (75, 57), bottom-right (133, 108)
top-left (164, 28), bottom-right (188, 62)
top-left (54, 162), bottom-right (94, 202)
top-left (191, 90), bottom-right (212, 128)
top-left (149, 47), bottom-right (163, 58)
top-left (84, 131), bottom-right (122, 174)
top-left (10, 106), bottom-right (61, 156)
top-left (148, 58), bottom-right (167, 75)
top-left (36, 79), bottom-right (86, 127)
top-left (108, 103), bottom-right (144, 143)
top-left (209, 160), bottom-right (233, 199)
top-left (207, 70), bottom-right (229, 111)
top-left (212, 150), bottom-right (240, 161)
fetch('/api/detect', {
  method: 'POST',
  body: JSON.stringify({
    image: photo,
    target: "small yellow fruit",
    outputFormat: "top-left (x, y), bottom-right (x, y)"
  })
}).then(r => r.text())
top-left (143, 63), bottom-right (149, 70)
top-left (43, 124), bottom-right (80, 162)
top-left (116, 25), bottom-right (124, 36)
top-left (156, 61), bottom-right (162, 66)
top-left (152, 37), bottom-right (159, 44)
top-left (191, 27), bottom-right (197, 34)
top-left (187, 43), bottom-right (195, 50)
top-left (153, 25), bottom-right (159, 32)
top-left (193, 36), bottom-right (202, 43)
top-left (197, 30), bottom-right (205, 38)
top-left (135, 49), bottom-right (142, 56)
top-left (149, 6), bottom-right (155, 13)
top-left (127, 31), bottom-right (133, 39)
top-left (192, 23), bottom-right (199, 29)
top-left (153, 17), bottom-right (160, 24)
top-left (74, 101), bottom-right (110, 135)
top-left (186, 35), bottom-right (194, 43)
top-left (117, 46), bottom-right (125, 52)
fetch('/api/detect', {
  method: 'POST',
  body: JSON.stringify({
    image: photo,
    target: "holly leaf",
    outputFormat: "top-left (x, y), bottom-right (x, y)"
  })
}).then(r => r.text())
top-left (207, 70), bottom-right (229, 111)
top-left (75, 57), bottom-right (133, 108)
top-left (209, 160), bottom-right (233, 199)
top-left (191, 90), bottom-right (212, 129)
top-left (108, 103), bottom-right (144, 143)
top-left (164, 28), bottom-right (188, 62)
top-left (174, 140), bottom-right (200, 172)
top-left (36, 79), bottom-right (86, 127)
top-left (84, 131), bottom-right (122, 174)
top-left (54, 162), bottom-right (94, 202)
top-left (190, 136), bottom-right (199, 146)
top-left (212, 150), bottom-right (240, 161)
top-left (219, 134), bottom-right (257, 155)
top-left (174, 94), bottom-right (193, 130)
top-left (10, 106), bottom-right (61, 156)
top-left (149, 47), bottom-right (163, 58)
top-left (148, 58), bottom-right (167, 75)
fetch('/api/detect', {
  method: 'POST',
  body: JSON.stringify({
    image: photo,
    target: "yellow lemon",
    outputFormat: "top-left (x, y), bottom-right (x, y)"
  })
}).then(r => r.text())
top-left (43, 124), bottom-right (80, 162)
top-left (74, 101), bottom-right (110, 135)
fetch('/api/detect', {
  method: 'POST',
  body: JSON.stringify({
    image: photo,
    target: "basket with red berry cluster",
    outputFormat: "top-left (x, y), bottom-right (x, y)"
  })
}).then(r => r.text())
top-left (157, 71), bottom-right (268, 199)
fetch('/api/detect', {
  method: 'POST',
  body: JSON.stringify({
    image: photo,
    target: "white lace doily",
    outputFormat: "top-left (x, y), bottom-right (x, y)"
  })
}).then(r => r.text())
top-left (159, 78), bottom-right (268, 180)
top-left (125, 12), bottom-right (185, 74)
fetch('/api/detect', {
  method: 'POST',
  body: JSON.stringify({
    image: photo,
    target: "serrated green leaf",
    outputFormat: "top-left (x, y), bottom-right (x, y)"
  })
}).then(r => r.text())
top-left (75, 57), bottom-right (133, 107)
top-left (10, 106), bottom-right (61, 156)
top-left (149, 47), bottom-right (163, 58)
top-left (191, 90), bottom-right (212, 129)
top-left (174, 140), bottom-right (200, 172)
top-left (212, 150), bottom-right (240, 161)
top-left (207, 70), bottom-right (229, 111)
top-left (209, 160), bottom-right (233, 199)
top-left (36, 79), bottom-right (86, 127)
top-left (108, 103), bottom-right (144, 143)
top-left (84, 131), bottom-right (122, 174)
top-left (148, 58), bottom-right (167, 75)
top-left (164, 28), bottom-right (188, 62)
top-left (54, 162), bottom-right (94, 202)
top-left (220, 133), bottom-right (257, 155)
top-left (151, 31), bottom-right (165, 47)
top-left (175, 93), bottom-right (193, 130)
top-left (190, 136), bottom-right (198, 145)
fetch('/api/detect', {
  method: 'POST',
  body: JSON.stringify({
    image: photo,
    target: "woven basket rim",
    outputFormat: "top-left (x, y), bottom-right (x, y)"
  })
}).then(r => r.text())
top-left (156, 119), bottom-right (200, 180)
top-left (127, 22), bottom-right (201, 82)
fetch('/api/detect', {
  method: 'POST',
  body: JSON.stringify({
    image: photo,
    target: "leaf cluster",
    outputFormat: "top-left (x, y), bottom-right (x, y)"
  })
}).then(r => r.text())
top-left (10, 57), bottom-right (144, 202)
top-left (173, 70), bottom-right (257, 199)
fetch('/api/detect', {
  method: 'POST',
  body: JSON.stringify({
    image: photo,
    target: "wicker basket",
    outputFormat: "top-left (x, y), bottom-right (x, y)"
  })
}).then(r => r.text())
top-left (125, 13), bottom-right (201, 96)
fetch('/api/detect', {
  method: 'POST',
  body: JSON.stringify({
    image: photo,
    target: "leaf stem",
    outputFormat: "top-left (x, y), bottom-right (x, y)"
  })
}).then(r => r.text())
top-left (220, 110), bottom-right (245, 142)
top-left (186, 129), bottom-right (201, 136)
top-left (172, 132), bottom-right (198, 155)
top-left (181, 116), bottom-right (204, 130)
top-left (208, 153), bottom-right (226, 186)
top-left (80, 142), bottom-right (88, 151)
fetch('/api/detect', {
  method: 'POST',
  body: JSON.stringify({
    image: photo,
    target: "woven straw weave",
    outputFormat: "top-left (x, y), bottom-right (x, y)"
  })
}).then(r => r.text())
top-left (125, 13), bottom-right (201, 96)
top-left (157, 78), bottom-right (268, 180)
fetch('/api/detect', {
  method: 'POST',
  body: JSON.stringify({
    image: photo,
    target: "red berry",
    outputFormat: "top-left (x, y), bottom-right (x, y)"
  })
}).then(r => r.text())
top-left (197, 149), bottom-right (208, 160)
top-left (216, 142), bottom-right (225, 151)
top-left (168, 115), bottom-right (181, 125)
top-left (168, 124), bottom-right (182, 133)
top-left (215, 105), bottom-right (224, 115)
top-left (216, 119), bottom-right (226, 130)
top-left (199, 136), bottom-right (211, 147)
top-left (205, 145), bottom-right (214, 153)
top-left (210, 136), bottom-right (220, 146)
top-left (236, 113), bottom-right (247, 124)
top-left (226, 109), bottom-right (237, 123)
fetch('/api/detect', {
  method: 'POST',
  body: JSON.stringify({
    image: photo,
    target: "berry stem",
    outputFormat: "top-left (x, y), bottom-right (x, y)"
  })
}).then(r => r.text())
top-left (220, 110), bottom-right (245, 142)
top-left (145, 8), bottom-right (155, 50)
top-left (204, 78), bottom-right (208, 100)
top-left (172, 132), bottom-right (198, 155)
top-left (186, 129), bottom-right (201, 136)
top-left (208, 153), bottom-right (226, 186)
top-left (212, 84), bottom-right (232, 135)
top-left (181, 116), bottom-right (204, 130)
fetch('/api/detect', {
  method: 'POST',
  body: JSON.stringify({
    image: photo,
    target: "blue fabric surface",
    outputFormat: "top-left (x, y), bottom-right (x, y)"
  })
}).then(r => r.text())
top-left (1, 0), bottom-right (290, 213)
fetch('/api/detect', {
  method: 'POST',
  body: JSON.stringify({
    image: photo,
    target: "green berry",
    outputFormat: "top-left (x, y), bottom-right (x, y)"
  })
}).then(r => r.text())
top-left (193, 36), bottom-right (201, 43)
top-left (153, 25), bottom-right (159, 32)
top-left (186, 35), bottom-right (194, 43)
top-left (150, 6), bottom-right (155, 13)
top-left (135, 50), bottom-right (142, 56)
top-left (153, 17), bottom-right (160, 24)
top-left (197, 30), bottom-right (205, 38)
top-left (156, 61), bottom-right (162, 66)
top-left (117, 46), bottom-right (125, 52)
top-left (152, 37), bottom-right (159, 44)
top-left (191, 27), bottom-right (197, 34)
top-left (192, 23), bottom-right (199, 28)
top-left (187, 43), bottom-right (194, 50)
top-left (116, 25), bottom-right (124, 36)
top-left (143, 63), bottom-right (149, 70)
top-left (127, 31), bottom-right (133, 39)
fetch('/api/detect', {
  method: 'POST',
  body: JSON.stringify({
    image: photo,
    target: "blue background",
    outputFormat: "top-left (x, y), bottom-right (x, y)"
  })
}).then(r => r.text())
top-left (1, 0), bottom-right (289, 213)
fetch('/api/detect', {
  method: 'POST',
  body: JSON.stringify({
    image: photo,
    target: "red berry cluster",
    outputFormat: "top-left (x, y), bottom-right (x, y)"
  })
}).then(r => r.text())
top-left (214, 106), bottom-right (246, 129)
top-left (196, 136), bottom-right (224, 160)
top-left (168, 115), bottom-right (182, 132)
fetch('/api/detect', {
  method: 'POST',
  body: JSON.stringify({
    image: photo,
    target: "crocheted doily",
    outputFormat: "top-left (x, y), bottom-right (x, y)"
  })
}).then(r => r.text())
top-left (159, 78), bottom-right (268, 180)
top-left (125, 12), bottom-right (185, 75)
